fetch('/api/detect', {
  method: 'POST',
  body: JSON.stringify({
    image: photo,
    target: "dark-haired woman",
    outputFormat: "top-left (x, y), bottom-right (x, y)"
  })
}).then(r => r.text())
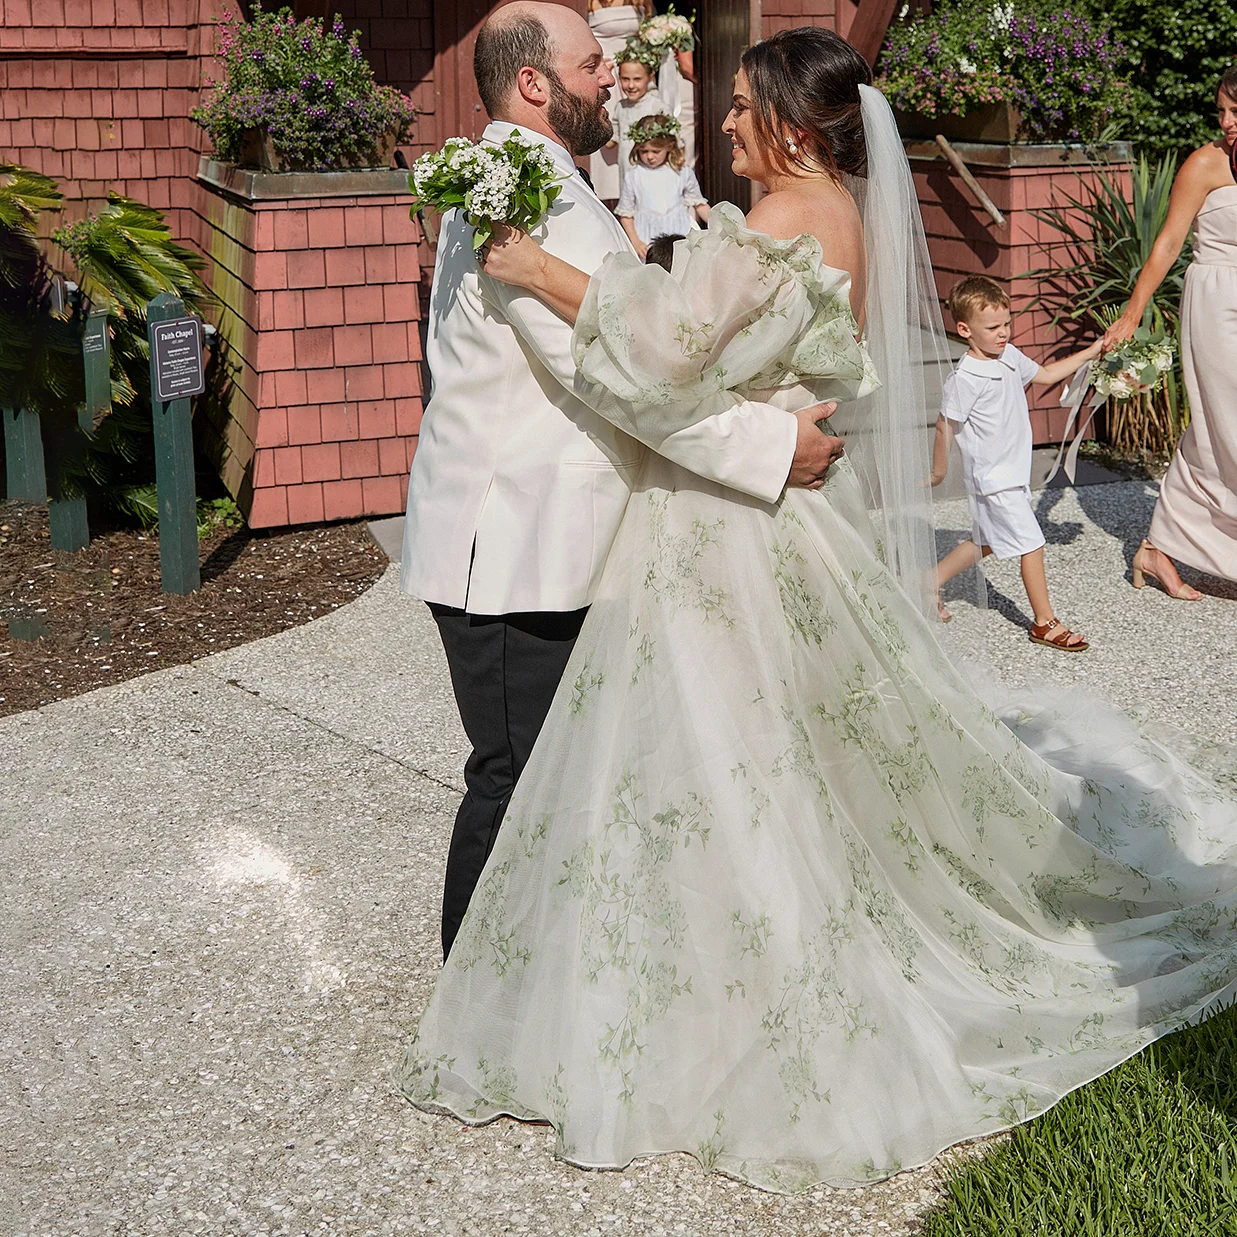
top-left (1104, 69), bottom-right (1237, 598)
top-left (397, 29), bottom-right (1237, 1193)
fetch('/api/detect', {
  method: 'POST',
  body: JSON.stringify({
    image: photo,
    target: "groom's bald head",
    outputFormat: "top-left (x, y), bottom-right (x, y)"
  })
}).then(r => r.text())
top-left (474, 2), bottom-right (614, 155)
top-left (475, 3), bottom-right (579, 116)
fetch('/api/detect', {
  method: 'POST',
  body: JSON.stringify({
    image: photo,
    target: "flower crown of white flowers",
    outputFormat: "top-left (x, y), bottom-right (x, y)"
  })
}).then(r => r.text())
top-left (627, 113), bottom-right (682, 145)
top-left (615, 38), bottom-right (662, 73)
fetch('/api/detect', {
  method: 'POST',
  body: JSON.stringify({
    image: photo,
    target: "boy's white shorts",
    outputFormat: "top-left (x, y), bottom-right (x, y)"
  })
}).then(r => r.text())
top-left (967, 485), bottom-right (1045, 560)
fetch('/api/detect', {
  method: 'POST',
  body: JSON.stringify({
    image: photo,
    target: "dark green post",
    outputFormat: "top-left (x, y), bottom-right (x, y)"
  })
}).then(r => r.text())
top-left (146, 292), bottom-right (202, 594)
top-left (3, 406), bottom-right (47, 503)
top-left (47, 309), bottom-right (111, 552)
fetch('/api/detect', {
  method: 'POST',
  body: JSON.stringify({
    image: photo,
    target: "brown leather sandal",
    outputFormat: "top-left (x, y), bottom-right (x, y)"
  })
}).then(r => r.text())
top-left (1029, 617), bottom-right (1089, 652)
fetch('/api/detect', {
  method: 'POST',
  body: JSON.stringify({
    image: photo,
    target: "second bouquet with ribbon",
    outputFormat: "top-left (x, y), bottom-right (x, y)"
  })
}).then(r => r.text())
top-left (408, 130), bottom-right (566, 251)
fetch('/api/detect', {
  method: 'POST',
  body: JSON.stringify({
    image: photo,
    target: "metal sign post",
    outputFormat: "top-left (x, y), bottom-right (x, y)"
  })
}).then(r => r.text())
top-left (146, 292), bottom-right (203, 594)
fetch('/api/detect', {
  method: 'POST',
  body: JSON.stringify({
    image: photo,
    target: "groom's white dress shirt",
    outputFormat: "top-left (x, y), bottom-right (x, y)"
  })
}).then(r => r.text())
top-left (401, 122), bottom-right (798, 615)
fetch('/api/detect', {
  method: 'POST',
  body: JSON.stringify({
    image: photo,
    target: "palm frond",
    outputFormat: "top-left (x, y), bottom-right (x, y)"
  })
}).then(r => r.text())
top-left (0, 163), bottom-right (63, 290)
top-left (1021, 153), bottom-right (1189, 457)
top-left (53, 193), bottom-right (210, 320)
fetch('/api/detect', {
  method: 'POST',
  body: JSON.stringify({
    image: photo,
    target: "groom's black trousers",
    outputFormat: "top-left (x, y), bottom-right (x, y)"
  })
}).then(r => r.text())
top-left (429, 603), bottom-right (589, 960)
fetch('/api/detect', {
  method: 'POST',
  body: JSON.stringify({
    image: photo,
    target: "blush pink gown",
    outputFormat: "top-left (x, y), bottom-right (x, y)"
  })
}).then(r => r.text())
top-left (1148, 183), bottom-right (1237, 580)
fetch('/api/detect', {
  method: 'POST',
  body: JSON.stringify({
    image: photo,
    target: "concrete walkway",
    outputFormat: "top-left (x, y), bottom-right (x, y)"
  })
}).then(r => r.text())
top-left (4, 480), bottom-right (1236, 1237)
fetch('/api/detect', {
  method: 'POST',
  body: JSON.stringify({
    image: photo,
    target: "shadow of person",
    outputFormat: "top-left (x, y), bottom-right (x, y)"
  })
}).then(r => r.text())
top-left (982, 575), bottom-right (1035, 633)
top-left (1033, 486), bottom-right (1084, 547)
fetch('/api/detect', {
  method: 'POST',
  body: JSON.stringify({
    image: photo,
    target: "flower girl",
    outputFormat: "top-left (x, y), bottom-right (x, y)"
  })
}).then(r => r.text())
top-left (609, 40), bottom-right (665, 194)
top-left (614, 113), bottom-right (708, 259)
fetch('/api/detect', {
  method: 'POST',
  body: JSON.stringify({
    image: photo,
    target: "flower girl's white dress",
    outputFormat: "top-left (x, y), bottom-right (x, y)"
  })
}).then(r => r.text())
top-left (398, 207), bottom-right (1237, 1191)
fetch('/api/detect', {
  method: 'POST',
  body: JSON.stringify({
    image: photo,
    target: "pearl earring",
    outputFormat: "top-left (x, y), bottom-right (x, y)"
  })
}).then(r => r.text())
top-left (786, 137), bottom-right (798, 154)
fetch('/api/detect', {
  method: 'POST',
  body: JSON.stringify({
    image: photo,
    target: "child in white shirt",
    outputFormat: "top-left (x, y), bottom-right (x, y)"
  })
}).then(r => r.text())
top-left (932, 275), bottom-right (1101, 651)
top-left (609, 42), bottom-right (665, 195)
top-left (614, 114), bottom-right (708, 259)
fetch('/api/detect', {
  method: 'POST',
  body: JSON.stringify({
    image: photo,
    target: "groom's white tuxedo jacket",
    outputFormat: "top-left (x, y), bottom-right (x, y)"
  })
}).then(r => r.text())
top-left (401, 122), bottom-right (797, 615)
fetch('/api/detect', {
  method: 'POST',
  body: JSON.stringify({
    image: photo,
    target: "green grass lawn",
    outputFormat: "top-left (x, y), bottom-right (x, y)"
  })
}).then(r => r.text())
top-left (921, 1003), bottom-right (1237, 1236)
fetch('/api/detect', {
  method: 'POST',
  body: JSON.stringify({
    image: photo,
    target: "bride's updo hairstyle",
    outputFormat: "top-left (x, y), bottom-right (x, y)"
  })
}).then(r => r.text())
top-left (740, 27), bottom-right (872, 180)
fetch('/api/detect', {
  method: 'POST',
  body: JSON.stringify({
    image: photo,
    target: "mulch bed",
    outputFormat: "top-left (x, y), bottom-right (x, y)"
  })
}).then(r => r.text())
top-left (0, 500), bottom-right (388, 717)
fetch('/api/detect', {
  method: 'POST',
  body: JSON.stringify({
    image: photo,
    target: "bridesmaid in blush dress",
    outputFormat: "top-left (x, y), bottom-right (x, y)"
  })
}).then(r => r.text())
top-left (1104, 68), bottom-right (1237, 598)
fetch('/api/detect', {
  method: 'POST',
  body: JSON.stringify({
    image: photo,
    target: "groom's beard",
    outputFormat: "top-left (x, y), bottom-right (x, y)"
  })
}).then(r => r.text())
top-left (545, 73), bottom-right (613, 156)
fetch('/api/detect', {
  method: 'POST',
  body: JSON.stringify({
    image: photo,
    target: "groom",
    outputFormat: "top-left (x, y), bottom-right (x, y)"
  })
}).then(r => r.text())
top-left (402, 0), bottom-right (845, 958)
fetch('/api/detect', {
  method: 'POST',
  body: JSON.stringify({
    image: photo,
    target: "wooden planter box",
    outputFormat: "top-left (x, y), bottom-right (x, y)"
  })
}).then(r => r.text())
top-left (895, 101), bottom-right (1023, 145)
top-left (905, 140), bottom-right (1133, 443)
top-left (235, 128), bottom-right (399, 175)
top-left (195, 159), bottom-right (424, 528)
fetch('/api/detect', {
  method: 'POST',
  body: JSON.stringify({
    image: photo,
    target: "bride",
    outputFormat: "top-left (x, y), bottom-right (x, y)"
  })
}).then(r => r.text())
top-left (397, 28), bottom-right (1237, 1191)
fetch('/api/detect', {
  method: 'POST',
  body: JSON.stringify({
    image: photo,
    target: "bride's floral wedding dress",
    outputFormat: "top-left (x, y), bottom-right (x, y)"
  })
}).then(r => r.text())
top-left (398, 206), bottom-right (1237, 1191)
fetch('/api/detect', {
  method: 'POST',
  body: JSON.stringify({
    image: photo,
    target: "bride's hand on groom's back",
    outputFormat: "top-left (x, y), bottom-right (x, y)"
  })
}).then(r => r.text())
top-left (787, 404), bottom-right (844, 490)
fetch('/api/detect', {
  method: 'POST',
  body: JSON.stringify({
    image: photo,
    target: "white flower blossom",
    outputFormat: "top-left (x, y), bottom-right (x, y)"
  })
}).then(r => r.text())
top-left (959, 56), bottom-right (978, 76)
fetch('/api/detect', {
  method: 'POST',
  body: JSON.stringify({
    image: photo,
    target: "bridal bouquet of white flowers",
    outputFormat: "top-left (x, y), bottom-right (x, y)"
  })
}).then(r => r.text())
top-left (408, 131), bottom-right (564, 251)
top-left (639, 6), bottom-right (695, 53)
top-left (1093, 325), bottom-right (1176, 401)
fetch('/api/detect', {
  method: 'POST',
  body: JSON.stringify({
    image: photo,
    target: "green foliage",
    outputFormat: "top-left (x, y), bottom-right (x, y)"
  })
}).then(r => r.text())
top-left (0, 165), bottom-right (83, 424)
top-left (922, 1003), bottom-right (1237, 1236)
top-left (1024, 154), bottom-right (1190, 455)
top-left (51, 194), bottom-right (214, 511)
top-left (54, 194), bottom-right (209, 415)
top-left (0, 170), bottom-right (220, 521)
top-left (196, 495), bottom-right (242, 539)
top-left (1028, 154), bottom-right (1186, 334)
top-left (192, 2), bottom-right (416, 171)
top-left (1106, 0), bottom-right (1237, 156)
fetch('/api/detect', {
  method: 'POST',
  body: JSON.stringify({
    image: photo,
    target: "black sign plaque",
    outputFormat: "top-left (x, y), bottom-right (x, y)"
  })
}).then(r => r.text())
top-left (150, 315), bottom-right (205, 403)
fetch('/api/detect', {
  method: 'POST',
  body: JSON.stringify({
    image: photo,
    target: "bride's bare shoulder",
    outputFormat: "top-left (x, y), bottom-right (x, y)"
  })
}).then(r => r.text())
top-left (746, 188), bottom-right (828, 239)
top-left (745, 183), bottom-right (861, 247)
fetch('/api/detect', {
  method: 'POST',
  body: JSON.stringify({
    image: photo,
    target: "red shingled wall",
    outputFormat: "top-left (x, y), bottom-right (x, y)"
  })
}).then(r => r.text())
top-left (198, 180), bottom-right (423, 527)
top-left (761, 0), bottom-right (857, 38)
top-left (1, 0), bottom-right (434, 525)
top-left (0, 0), bottom-right (223, 245)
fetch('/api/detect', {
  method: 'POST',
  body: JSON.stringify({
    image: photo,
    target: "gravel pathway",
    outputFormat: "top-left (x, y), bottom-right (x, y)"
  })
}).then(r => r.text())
top-left (5, 478), bottom-right (1235, 1237)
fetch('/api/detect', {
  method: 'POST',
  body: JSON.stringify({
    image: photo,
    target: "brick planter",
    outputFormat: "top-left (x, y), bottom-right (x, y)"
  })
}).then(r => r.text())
top-left (196, 159), bottom-right (424, 528)
top-left (908, 140), bottom-right (1132, 443)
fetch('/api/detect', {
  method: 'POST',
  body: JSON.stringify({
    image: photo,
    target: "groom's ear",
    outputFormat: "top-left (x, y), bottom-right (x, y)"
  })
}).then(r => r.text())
top-left (515, 65), bottom-right (551, 108)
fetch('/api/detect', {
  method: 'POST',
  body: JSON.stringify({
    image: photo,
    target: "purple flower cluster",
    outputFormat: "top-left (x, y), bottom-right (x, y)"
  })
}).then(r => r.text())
top-left (876, 0), bottom-right (1124, 140)
top-left (1005, 10), bottom-right (1125, 140)
top-left (193, 1), bottom-right (416, 170)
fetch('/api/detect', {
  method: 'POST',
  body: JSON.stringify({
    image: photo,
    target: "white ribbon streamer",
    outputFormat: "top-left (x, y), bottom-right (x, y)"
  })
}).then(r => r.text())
top-left (1044, 359), bottom-right (1104, 485)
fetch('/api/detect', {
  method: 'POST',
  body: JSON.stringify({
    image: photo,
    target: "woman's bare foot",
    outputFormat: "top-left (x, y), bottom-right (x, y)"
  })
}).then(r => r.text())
top-left (1131, 539), bottom-right (1203, 601)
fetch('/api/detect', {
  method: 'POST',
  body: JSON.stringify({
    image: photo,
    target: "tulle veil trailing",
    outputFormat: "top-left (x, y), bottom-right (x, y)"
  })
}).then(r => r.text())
top-left (838, 85), bottom-right (986, 617)
top-left (834, 84), bottom-right (951, 616)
